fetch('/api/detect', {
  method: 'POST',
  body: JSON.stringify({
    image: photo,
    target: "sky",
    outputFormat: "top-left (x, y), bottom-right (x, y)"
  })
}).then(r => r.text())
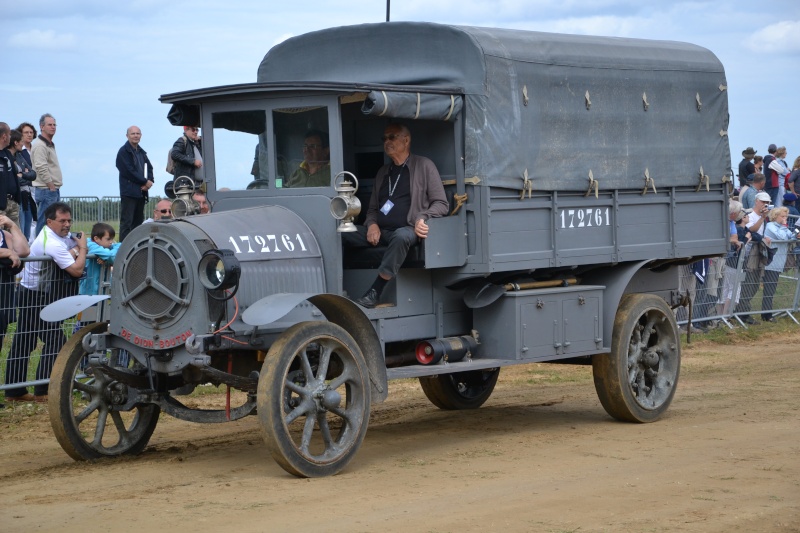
top-left (2, 0), bottom-right (799, 198)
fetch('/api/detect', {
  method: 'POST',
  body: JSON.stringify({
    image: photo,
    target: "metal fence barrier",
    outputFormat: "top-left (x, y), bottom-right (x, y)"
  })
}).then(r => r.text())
top-left (1, 256), bottom-right (111, 393)
top-left (62, 196), bottom-right (164, 230)
top-left (678, 233), bottom-right (800, 332)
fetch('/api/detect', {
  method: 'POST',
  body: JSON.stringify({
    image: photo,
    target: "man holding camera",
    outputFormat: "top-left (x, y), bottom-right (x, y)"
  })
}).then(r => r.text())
top-left (3, 202), bottom-right (86, 403)
top-left (734, 192), bottom-right (773, 324)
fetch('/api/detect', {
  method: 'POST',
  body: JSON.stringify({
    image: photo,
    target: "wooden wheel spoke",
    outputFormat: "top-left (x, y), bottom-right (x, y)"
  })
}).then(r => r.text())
top-left (75, 399), bottom-right (101, 425)
top-left (91, 407), bottom-right (109, 447)
top-left (299, 412), bottom-right (316, 452)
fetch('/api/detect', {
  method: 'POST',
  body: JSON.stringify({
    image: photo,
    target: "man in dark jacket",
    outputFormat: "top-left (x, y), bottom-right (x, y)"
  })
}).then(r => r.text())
top-left (116, 126), bottom-right (154, 241)
top-left (738, 147), bottom-right (756, 189)
top-left (170, 126), bottom-right (203, 185)
top-left (0, 122), bottom-right (21, 225)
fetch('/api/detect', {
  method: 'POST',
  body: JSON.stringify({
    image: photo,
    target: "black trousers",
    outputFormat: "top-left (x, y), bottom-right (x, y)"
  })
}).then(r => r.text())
top-left (120, 196), bottom-right (146, 241)
top-left (3, 287), bottom-right (65, 397)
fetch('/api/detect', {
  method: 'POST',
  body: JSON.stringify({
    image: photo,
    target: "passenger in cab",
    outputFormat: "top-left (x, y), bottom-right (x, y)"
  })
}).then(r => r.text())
top-left (343, 123), bottom-right (448, 308)
top-left (284, 130), bottom-right (330, 188)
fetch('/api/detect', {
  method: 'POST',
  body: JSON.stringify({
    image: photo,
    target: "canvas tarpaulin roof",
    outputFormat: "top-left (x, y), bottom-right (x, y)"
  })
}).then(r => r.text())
top-left (255, 22), bottom-right (730, 192)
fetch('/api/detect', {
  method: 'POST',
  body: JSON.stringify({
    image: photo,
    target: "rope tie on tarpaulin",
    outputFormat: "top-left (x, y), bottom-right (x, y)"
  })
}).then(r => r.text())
top-left (450, 193), bottom-right (468, 216)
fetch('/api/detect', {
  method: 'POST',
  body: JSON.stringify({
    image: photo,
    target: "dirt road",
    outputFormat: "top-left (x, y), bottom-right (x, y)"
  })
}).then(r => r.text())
top-left (1, 333), bottom-right (798, 532)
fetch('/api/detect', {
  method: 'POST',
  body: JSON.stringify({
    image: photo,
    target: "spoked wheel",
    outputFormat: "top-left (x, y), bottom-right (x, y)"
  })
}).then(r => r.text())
top-left (419, 368), bottom-right (500, 410)
top-left (258, 321), bottom-right (371, 477)
top-left (49, 322), bottom-right (160, 460)
top-left (593, 294), bottom-right (681, 423)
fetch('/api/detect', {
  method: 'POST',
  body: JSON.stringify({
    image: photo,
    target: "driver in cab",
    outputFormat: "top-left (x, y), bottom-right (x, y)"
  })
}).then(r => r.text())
top-left (284, 130), bottom-right (330, 188)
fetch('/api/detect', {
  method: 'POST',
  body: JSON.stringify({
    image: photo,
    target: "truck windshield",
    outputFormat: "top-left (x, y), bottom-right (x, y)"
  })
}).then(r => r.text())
top-left (211, 109), bottom-right (267, 191)
top-left (273, 106), bottom-right (330, 189)
top-left (210, 106), bottom-right (330, 191)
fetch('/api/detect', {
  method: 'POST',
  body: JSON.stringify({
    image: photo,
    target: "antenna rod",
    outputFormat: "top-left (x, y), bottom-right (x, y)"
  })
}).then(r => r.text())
top-left (386, 0), bottom-right (390, 22)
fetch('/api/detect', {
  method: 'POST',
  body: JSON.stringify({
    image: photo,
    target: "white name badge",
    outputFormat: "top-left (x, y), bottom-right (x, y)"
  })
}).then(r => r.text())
top-left (380, 199), bottom-right (394, 215)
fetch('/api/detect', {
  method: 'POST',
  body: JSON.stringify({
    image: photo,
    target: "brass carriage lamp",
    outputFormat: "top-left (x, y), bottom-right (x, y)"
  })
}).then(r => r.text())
top-left (330, 171), bottom-right (361, 232)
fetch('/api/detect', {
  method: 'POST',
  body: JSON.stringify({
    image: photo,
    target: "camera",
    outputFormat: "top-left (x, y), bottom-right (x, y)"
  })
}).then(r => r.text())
top-left (767, 204), bottom-right (774, 211)
top-left (73, 232), bottom-right (83, 239)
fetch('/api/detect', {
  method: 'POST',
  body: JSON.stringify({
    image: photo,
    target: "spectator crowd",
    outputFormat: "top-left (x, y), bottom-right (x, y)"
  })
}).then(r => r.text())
top-left (684, 143), bottom-right (799, 333)
top-left (0, 114), bottom-right (210, 406)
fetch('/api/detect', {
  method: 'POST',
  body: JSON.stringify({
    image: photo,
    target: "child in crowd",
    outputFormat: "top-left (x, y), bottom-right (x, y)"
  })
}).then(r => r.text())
top-left (78, 222), bottom-right (127, 368)
top-left (79, 222), bottom-right (121, 296)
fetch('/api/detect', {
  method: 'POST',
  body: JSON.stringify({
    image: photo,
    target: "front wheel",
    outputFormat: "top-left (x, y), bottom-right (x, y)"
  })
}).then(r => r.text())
top-left (258, 321), bottom-right (371, 477)
top-left (419, 368), bottom-right (500, 410)
top-left (48, 322), bottom-right (160, 460)
top-left (592, 294), bottom-right (680, 423)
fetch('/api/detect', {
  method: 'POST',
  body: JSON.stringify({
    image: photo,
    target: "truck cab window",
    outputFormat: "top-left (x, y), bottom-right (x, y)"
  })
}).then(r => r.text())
top-left (273, 106), bottom-right (330, 188)
top-left (211, 110), bottom-right (267, 191)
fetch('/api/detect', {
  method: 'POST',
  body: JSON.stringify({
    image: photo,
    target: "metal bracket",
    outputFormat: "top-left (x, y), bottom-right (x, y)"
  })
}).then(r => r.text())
top-left (642, 92), bottom-right (649, 111)
top-left (721, 174), bottom-right (733, 196)
top-left (719, 83), bottom-right (728, 92)
top-left (696, 166), bottom-right (710, 192)
top-left (585, 170), bottom-right (599, 198)
top-left (641, 168), bottom-right (657, 195)
top-left (520, 168), bottom-right (533, 200)
top-left (441, 176), bottom-right (481, 186)
top-left (695, 92), bottom-right (702, 111)
top-left (522, 85), bottom-right (529, 106)
top-left (585, 90), bottom-right (591, 111)
top-left (719, 129), bottom-right (728, 137)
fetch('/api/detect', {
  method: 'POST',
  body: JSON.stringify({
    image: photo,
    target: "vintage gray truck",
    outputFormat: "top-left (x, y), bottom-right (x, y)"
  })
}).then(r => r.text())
top-left (46, 22), bottom-right (730, 477)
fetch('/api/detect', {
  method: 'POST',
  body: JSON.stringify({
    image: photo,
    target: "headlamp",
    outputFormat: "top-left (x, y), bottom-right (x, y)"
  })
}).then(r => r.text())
top-left (198, 249), bottom-right (241, 295)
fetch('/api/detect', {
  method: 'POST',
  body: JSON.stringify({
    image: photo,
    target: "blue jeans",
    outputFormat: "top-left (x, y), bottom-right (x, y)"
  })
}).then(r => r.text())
top-left (34, 188), bottom-right (60, 237)
top-left (19, 206), bottom-right (33, 242)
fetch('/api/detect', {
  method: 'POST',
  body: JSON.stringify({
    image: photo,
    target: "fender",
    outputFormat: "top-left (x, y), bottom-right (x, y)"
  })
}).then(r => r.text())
top-left (243, 292), bottom-right (388, 403)
top-left (581, 260), bottom-right (650, 349)
top-left (242, 292), bottom-right (318, 326)
top-left (40, 295), bottom-right (111, 323)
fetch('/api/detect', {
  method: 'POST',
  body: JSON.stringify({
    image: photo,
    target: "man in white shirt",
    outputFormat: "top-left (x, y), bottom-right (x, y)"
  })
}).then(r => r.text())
top-left (3, 202), bottom-right (87, 402)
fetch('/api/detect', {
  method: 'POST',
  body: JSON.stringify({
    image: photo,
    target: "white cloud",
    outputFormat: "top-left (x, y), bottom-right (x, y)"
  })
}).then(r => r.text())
top-left (745, 20), bottom-right (800, 54)
top-left (9, 29), bottom-right (76, 50)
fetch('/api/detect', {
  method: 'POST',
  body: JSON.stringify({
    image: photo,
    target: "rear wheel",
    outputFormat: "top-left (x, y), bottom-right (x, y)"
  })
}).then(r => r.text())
top-left (593, 294), bottom-right (680, 422)
top-left (419, 368), bottom-right (500, 410)
top-left (49, 322), bottom-right (160, 460)
top-left (258, 321), bottom-right (371, 477)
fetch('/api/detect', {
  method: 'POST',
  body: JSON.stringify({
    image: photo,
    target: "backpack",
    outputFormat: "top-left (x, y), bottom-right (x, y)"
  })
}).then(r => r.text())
top-left (166, 137), bottom-right (186, 174)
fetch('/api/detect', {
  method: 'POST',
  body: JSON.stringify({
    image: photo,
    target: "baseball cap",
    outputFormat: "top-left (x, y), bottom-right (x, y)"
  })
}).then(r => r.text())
top-left (755, 192), bottom-right (771, 202)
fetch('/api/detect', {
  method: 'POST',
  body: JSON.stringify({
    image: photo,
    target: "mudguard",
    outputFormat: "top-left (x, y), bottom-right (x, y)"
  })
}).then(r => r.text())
top-left (40, 295), bottom-right (111, 323)
top-left (242, 293), bottom-right (317, 326)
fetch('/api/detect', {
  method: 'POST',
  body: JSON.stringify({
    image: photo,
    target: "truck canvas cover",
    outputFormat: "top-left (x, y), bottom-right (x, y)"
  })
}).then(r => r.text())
top-left (258, 22), bottom-right (730, 192)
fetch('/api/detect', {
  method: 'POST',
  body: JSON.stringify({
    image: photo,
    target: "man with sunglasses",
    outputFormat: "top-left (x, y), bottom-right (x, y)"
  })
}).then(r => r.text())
top-left (4, 202), bottom-right (85, 403)
top-left (170, 125), bottom-right (204, 186)
top-left (117, 125), bottom-right (154, 241)
top-left (144, 199), bottom-right (173, 223)
top-left (343, 123), bottom-right (448, 308)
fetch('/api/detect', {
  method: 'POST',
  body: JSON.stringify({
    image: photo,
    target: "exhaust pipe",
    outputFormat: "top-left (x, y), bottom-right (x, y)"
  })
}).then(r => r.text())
top-left (415, 335), bottom-right (478, 365)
